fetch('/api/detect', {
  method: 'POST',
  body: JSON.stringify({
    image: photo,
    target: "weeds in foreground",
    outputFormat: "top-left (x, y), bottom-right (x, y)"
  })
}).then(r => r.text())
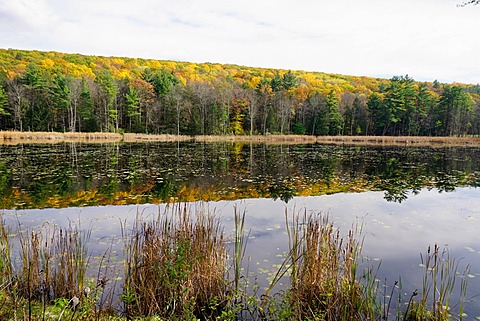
top-left (122, 204), bottom-right (228, 320)
top-left (286, 212), bottom-right (373, 320)
top-left (0, 206), bottom-right (473, 321)
top-left (404, 244), bottom-right (470, 321)
top-left (0, 216), bottom-right (113, 320)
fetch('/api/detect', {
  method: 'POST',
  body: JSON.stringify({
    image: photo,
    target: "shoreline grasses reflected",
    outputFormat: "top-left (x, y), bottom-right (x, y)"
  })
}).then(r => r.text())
top-left (0, 204), bottom-right (472, 320)
top-left (2, 131), bottom-right (480, 148)
top-left (2, 142), bottom-right (480, 209)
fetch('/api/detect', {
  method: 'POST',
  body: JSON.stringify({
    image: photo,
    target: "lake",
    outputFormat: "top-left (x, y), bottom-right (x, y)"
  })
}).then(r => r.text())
top-left (1, 141), bottom-right (480, 317)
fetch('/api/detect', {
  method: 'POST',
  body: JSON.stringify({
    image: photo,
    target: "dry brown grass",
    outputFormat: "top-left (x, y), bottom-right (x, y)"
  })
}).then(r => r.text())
top-left (0, 131), bottom-right (192, 145)
top-left (193, 134), bottom-right (318, 144)
top-left (122, 132), bottom-right (191, 143)
top-left (0, 131), bottom-right (123, 145)
top-left (316, 135), bottom-right (480, 147)
top-left (2, 131), bottom-right (480, 146)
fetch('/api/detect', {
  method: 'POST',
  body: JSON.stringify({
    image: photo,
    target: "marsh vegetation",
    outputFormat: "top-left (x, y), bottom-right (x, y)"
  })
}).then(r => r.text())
top-left (0, 204), bottom-right (472, 320)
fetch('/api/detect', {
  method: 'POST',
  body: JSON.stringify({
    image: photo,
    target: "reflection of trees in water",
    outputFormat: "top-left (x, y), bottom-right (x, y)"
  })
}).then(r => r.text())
top-left (1, 143), bottom-right (480, 208)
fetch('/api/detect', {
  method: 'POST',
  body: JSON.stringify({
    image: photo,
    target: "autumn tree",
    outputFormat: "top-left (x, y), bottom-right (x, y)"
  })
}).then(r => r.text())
top-left (341, 92), bottom-right (369, 135)
top-left (244, 88), bottom-right (259, 135)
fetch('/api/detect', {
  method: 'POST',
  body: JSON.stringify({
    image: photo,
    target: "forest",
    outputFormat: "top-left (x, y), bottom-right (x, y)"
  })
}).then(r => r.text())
top-left (1, 48), bottom-right (480, 137)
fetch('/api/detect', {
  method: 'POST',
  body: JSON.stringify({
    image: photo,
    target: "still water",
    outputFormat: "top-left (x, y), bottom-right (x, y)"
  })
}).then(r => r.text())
top-left (1, 142), bottom-right (480, 316)
top-left (1, 141), bottom-right (480, 208)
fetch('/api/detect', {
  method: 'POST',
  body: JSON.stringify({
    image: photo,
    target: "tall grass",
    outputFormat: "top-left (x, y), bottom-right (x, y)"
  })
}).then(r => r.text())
top-left (284, 212), bottom-right (377, 320)
top-left (0, 216), bottom-right (13, 288)
top-left (0, 207), bottom-right (472, 320)
top-left (0, 218), bottom-right (111, 320)
top-left (16, 223), bottom-right (91, 302)
top-left (315, 135), bottom-right (480, 147)
top-left (122, 203), bottom-right (229, 320)
top-left (405, 244), bottom-right (470, 321)
top-left (3, 130), bottom-right (479, 147)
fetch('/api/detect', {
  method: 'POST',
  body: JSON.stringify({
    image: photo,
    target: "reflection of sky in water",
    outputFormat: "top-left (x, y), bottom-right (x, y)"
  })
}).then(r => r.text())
top-left (3, 188), bottom-right (480, 316)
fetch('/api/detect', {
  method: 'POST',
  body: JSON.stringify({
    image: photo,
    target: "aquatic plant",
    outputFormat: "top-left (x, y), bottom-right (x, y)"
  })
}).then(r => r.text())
top-left (122, 203), bottom-right (229, 319)
top-left (0, 205), bottom-right (473, 320)
top-left (402, 244), bottom-right (470, 321)
top-left (284, 212), bottom-right (376, 320)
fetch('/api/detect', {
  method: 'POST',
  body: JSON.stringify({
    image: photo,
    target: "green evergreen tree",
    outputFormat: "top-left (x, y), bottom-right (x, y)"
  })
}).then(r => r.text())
top-left (0, 85), bottom-right (11, 129)
top-left (95, 70), bottom-right (118, 132)
top-left (325, 90), bottom-right (343, 135)
top-left (125, 86), bottom-right (141, 132)
top-left (282, 71), bottom-right (298, 90)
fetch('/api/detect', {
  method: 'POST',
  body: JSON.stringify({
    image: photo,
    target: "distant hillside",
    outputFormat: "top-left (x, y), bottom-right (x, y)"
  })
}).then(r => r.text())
top-left (0, 48), bottom-right (479, 137)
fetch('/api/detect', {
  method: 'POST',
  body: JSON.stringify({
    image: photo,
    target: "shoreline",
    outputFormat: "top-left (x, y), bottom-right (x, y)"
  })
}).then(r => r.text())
top-left (1, 131), bottom-right (480, 147)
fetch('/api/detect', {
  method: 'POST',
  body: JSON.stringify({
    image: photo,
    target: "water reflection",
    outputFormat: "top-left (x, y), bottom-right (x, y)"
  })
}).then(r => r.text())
top-left (1, 142), bottom-right (480, 209)
top-left (3, 188), bottom-right (480, 315)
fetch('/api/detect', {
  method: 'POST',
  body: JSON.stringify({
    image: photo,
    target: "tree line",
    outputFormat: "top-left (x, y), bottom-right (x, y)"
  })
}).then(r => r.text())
top-left (0, 49), bottom-right (479, 136)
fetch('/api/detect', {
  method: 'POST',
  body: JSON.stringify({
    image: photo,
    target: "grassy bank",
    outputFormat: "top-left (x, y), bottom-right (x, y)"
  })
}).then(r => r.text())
top-left (315, 135), bottom-right (480, 147)
top-left (2, 130), bottom-right (480, 146)
top-left (0, 205), bottom-right (471, 320)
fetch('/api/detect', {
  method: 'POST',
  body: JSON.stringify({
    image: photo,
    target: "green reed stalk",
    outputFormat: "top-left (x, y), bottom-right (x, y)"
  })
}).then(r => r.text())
top-left (408, 244), bottom-right (468, 321)
top-left (233, 205), bottom-right (248, 294)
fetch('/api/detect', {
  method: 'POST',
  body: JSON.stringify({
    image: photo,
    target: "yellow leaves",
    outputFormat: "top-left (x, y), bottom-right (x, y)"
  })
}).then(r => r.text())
top-left (0, 48), bottom-right (388, 99)
top-left (146, 60), bottom-right (162, 69)
top-left (165, 61), bottom-right (177, 70)
top-left (293, 84), bottom-right (309, 101)
top-left (112, 58), bottom-right (125, 66)
top-left (176, 75), bottom-right (187, 86)
top-left (247, 76), bottom-right (262, 89)
top-left (68, 63), bottom-right (95, 79)
top-left (42, 58), bottom-right (55, 68)
top-left (202, 64), bottom-right (211, 73)
top-left (117, 70), bottom-right (131, 80)
top-left (301, 73), bottom-right (316, 84)
top-left (0, 66), bottom-right (14, 79)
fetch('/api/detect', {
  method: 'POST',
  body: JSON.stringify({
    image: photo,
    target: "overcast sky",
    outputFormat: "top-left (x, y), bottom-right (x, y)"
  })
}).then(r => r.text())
top-left (1, 0), bottom-right (479, 84)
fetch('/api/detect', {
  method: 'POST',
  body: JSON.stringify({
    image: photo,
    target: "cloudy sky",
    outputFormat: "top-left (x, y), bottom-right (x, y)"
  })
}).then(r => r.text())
top-left (1, 0), bottom-right (479, 84)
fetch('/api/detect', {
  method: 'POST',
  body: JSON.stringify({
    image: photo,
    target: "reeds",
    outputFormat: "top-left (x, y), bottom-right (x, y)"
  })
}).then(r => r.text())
top-left (0, 130), bottom-right (123, 145)
top-left (406, 244), bottom-right (470, 321)
top-left (122, 133), bottom-right (191, 143)
top-left (0, 216), bottom-right (13, 288)
top-left (0, 207), bottom-right (472, 320)
top-left (315, 135), bottom-right (480, 147)
top-left (3, 130), bottom-right (480, 146)
top-left (122, 203), bottom-right (229, 320)
top-left (285, 212), bottom-right (376, 320)
top-left (193, 134), bottom-right (318, 144)
top-left (15, 223), bottom-right (91, 303)
top-left (0, 218), bottom-right (111, 320)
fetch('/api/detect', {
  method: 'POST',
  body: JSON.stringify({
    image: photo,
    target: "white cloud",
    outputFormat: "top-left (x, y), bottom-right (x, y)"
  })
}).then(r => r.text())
top-left (1, 0), bottom-right (479, 83)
